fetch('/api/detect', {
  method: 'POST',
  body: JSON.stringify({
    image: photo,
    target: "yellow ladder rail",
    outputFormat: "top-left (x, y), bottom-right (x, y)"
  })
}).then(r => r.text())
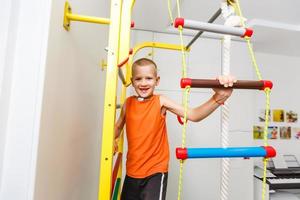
top-left (113, 0), bottom-right (136, 199)
top-left (98, 0), bottom-right (123, 199)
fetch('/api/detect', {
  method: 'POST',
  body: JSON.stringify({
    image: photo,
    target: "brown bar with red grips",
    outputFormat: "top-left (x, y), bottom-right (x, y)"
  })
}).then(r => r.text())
top-left (180, 78), bottom-right (273, 90)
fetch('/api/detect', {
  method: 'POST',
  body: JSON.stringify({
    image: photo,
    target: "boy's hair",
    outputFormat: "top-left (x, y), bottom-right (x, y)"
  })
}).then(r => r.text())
top-left (131, 58), bottom-right (157, 76)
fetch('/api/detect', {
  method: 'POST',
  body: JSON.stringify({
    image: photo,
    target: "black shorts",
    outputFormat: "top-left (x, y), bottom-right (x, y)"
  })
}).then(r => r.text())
top-left (121, 172), bottom-right (168, 200)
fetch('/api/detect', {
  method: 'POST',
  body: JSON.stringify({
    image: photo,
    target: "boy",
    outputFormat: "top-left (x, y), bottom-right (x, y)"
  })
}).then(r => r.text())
top-left (114, 58), bottom-right (235, 200)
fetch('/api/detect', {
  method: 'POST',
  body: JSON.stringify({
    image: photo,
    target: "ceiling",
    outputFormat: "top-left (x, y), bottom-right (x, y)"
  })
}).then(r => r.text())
top-left (131, 0), bottom-right (300, 57)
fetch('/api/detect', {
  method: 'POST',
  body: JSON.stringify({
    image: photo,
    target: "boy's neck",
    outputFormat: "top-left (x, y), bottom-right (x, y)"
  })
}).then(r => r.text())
top-left (136, 94), bottom-right (154, 101)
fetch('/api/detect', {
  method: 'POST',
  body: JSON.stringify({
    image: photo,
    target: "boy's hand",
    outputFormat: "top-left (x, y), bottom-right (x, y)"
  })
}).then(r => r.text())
top-left (212, 75), bottom-right (237, 104)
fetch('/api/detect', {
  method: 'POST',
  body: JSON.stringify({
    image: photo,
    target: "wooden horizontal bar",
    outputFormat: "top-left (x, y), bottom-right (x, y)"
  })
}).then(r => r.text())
top-left (181, 78), bottom-right (273, 90)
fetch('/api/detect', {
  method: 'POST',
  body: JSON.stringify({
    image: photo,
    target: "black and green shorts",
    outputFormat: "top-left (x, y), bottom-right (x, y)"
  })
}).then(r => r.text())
top-left (121, 172), bottom-right (168, 200)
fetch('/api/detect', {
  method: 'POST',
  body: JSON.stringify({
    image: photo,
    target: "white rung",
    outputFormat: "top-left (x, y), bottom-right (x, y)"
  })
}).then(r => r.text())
top-left (174, 18), bottom-right (253, 38)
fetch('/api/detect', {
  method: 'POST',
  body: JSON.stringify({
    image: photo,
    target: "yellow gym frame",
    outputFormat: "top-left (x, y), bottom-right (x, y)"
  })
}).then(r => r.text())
top-left (63, 1), bottom-right (189, 199)
top-left (63, 1), bottom-right (110, 31)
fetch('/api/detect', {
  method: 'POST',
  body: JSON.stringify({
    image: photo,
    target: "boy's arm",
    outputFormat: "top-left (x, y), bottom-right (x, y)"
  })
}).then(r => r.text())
top-left (160, 75), bottom-right (235, 122)
top-left (115, 104), bottom-right (126, 140)
top-left (160, 94), bottom-right (221, 122)
top-left (114, 103), bottom-right (125, 154)
top-left (114, 104), bottom-right (126, 154)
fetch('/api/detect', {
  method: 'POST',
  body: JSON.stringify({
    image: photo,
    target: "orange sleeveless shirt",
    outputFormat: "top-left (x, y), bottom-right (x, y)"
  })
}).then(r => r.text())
top-left (125, 95), bottom-right (169, 178)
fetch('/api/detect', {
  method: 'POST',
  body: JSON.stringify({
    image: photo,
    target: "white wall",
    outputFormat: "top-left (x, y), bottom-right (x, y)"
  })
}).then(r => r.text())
top-left (253, 53), bottom-right (300, 159)
top-left (33, 0), bottom-right (110, 200)
top-left (130, 30), bottom-right (257, 200)
top-left (0, 0), bottom-right (53, 199)
top-left (0, 0), bottom-right (15, 189)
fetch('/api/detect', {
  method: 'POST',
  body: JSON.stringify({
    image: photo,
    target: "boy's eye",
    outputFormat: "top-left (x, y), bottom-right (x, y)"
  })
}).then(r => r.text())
top-left (146, 77), bottom-right (153, 80)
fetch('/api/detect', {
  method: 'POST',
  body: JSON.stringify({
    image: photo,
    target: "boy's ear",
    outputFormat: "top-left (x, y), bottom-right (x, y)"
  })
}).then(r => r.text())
top-left (156, 76), bottom-right (160, 86)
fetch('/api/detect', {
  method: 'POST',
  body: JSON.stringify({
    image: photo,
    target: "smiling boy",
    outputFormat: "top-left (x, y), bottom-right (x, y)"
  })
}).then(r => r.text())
top-left (114, 58), bottom-right (235, 200)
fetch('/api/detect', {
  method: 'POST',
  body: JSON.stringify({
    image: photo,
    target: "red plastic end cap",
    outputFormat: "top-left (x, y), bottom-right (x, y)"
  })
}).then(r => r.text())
top-left (177, 115), bottom-right (188, 125)
top-left (130, 21), bottom-right (135, 28)
top-left (242, 28), bottom-right (253, 38)
top-left (117, 57), bottom-right (129, 68)
top-left (129, 48), bottom-right (133, 55)
top-left (177, 115), bottom-right (184, 125)
top-left (263, 146), bottom-right (276, 158)
top-left (176, 148), bottom-right (188, 160)
top-left (180, 78), bottom-right (192, 88)
top-left (174, 18), bottom-right (184, 28)
top-left (261, 80), bottom-right (273, 90)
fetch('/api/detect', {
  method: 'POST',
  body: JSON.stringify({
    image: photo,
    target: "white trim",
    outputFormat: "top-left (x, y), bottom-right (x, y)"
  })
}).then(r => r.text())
top-left (0, 0), bottom-right (13, 189)
top-left (159, 173), bottom-right (165, 200)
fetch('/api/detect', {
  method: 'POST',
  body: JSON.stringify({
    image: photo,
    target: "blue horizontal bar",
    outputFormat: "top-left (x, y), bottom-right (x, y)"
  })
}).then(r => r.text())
top-left (187, 147), bottom-right (266, 158)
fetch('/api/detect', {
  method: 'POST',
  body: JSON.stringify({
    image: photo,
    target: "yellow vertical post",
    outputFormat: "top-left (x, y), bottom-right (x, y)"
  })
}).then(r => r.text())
top-left (118, 0), bottom-right (135, 86)
top-left (115, 0), bottom-right (136, 199)
top-left (98, 0), bottom-right (123, 199)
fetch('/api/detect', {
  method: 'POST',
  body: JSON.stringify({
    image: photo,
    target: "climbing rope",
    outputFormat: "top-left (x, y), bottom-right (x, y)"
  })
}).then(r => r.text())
top-left (232, 1), bottom-right (271, 200)
top-left (167, 0), bottom-right (190, 199)
top-left (167, 1), bottom-right (271, 200)
top-left (220, 2), bottom-right (235, 199)
top-left (167, 0), bottom-right (174, 23)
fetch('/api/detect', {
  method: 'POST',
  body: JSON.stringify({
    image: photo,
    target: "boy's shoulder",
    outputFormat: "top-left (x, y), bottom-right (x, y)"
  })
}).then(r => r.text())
top-left (158, 94), bottom-right (168, 101)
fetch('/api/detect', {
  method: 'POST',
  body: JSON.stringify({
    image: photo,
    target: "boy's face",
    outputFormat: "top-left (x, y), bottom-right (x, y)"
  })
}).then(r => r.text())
top-left (131, 64), bottom-right (160, 99)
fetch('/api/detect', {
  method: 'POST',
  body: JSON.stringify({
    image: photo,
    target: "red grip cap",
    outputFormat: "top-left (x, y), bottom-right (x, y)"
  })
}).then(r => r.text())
top-left (261, 80), bottom-right (273, 90)
top-left (174, 17), bottom-right (185, 28)
top-left (129, 48), bottom-right (133, 55)
top-left (242, 28), bottom-right (253, 38)
top-left (130, 21), bottom-right (135, 28)
top-left (176, 148), bottom-right (188, 160)
top-left (263, 146), bottom-right (276, 158)
top-left (177, 115), bottom-right (188, 125)
top-left (118, 57), bottom-right (129, 68)
top-left (181, 78), bottom-right (192, 88)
